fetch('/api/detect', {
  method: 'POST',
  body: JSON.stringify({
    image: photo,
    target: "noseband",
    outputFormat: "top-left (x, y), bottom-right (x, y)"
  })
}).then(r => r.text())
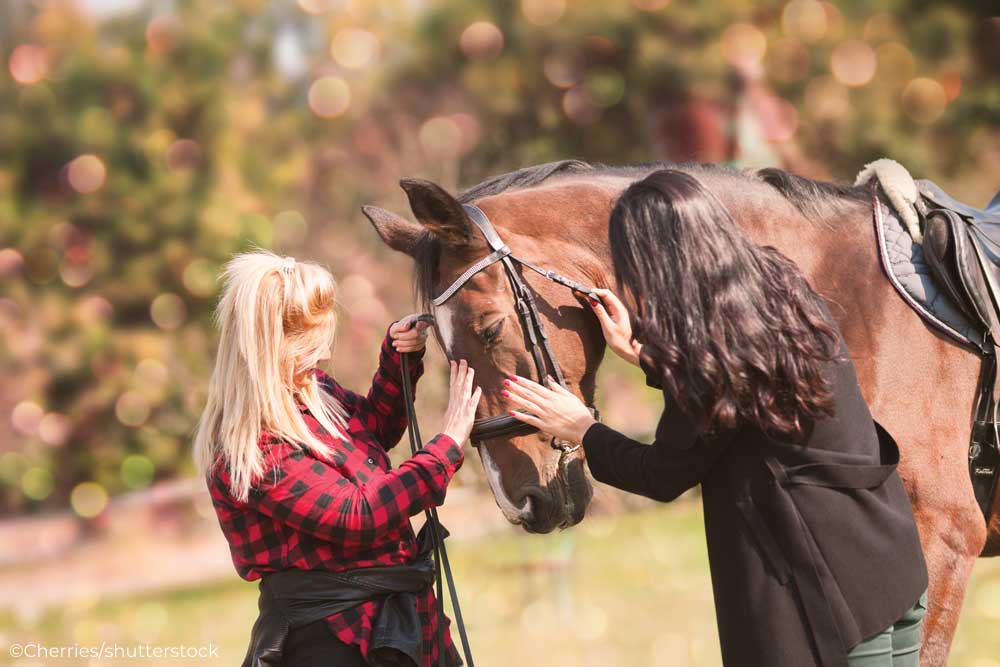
top-left (431, 203), bottom-right (601, 453)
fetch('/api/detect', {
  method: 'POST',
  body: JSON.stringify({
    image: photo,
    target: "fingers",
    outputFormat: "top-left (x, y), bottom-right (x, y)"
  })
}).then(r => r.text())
top-left (505, 374), bottom-right (555, 401)
top-left (391, 315), bottom-right (430, 351)
top-left (591, 288), bottom-right (627, 321)
top-left (543, 374), bottom-right (573, 395)
top-left (392, 314), bottom-right (416, 332)
top-left (507, 408), bottom-right (543, 428)
top-left (449, 359), bottom-right (457, 400)
top-left (590, 299), bottom-right (616, 330)
top-left (462, 360), bottom-right (475, 399)
top-left (503, 387), bottom-right (544, 415)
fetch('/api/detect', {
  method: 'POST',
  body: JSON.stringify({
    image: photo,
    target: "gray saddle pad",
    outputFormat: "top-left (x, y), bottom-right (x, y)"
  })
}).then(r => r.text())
top-left (873, 197), bottom-right (984, 349)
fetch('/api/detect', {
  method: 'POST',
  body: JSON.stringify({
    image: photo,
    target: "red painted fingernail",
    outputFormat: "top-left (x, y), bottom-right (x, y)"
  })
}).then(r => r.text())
top-left (508, 410), bottom-right (516, 416)
top-left (500, 390), bottom-right (509, 397)
top-left (503, 379), bottom-right (510, 386)
top-left (507, 375), bottom-right (517, 382)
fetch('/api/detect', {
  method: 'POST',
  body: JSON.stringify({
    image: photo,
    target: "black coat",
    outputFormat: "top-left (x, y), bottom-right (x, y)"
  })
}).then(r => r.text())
top-left (581, 327), bottom-right (928, 667)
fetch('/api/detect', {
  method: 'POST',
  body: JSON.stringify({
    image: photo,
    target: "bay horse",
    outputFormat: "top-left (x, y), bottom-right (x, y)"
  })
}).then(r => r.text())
top-left (363, 160), bottom-right (996, 665)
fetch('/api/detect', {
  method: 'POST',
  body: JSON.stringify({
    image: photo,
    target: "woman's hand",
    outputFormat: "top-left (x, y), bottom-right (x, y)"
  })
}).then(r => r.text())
top-left (441, 359), bottom-right (483, 445)
top-left (389, 314), bottom-right (432, 353)
top-left (587, 288), bottom-right (643, 366)
top-left (502, 374), bottom-right (597, 445)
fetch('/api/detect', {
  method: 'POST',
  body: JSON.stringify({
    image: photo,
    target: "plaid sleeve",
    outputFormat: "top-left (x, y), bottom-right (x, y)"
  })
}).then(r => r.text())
top-left (320, 321), bottom-right (426, 451)
top-left (248, 432), bottom-right (463, 543)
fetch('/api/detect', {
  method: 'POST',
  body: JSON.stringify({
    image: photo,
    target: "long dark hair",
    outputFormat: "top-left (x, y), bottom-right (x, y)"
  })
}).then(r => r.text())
top-left (608, 169), bottom-right (841, 442)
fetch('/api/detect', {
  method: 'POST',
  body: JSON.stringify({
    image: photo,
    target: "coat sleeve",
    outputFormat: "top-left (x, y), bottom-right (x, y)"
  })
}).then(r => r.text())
top-left (319, 320), bottom-right (426, 451)
top-left (247, 433), bottom-right (463, 543)
top-left (581, 392), bottom-right (732, 503)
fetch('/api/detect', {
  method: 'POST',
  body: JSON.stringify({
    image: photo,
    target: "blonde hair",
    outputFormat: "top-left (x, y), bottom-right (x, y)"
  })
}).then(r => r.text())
top-left (192, 249), bottom-right (351, 503)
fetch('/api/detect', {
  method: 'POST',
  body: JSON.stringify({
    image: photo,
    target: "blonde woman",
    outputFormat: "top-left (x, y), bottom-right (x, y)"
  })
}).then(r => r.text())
top-left (193, 251), bottom-right (481, 667)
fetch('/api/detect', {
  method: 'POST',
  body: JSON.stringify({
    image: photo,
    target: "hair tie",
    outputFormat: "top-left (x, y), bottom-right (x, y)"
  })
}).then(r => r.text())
top-left (281, 256), bottom-right (296, 274)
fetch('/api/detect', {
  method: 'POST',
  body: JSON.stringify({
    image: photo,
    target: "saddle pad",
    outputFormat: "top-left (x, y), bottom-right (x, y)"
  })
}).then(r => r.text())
top-left (873, 198), bottom-right (984, 350)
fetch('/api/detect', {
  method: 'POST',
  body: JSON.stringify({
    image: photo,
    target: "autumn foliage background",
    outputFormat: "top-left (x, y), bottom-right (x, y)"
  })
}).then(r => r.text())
top-left (1, 1), bottom-right (999, 665)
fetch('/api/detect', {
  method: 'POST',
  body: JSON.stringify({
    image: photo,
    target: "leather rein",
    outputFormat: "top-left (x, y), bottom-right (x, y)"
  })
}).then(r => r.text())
top-left (431, 203), bottom-right (601, 453)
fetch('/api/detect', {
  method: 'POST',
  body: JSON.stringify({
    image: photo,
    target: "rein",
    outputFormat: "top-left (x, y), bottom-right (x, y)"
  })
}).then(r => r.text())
top-left (434, 203), bottom-right (601, 450)
top-left (400, 345), bottom-right (474, 667)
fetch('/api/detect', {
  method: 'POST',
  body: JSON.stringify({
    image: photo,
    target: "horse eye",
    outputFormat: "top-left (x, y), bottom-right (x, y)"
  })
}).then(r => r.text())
top-left (481, 320), bottom-right (504, 345)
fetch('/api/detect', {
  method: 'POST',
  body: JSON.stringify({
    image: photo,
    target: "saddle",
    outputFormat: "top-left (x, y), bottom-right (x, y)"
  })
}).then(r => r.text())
top-left (916, 179), bottom-right (1000, 524)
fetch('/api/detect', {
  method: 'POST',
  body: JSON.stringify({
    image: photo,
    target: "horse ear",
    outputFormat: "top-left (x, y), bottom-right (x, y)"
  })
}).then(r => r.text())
top-left (399, 178), bottom-right (475, 246)
top-left (361, 205), bottom-right (425, 257)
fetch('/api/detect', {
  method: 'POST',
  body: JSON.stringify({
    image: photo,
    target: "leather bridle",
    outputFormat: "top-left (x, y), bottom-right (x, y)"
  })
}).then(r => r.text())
top-left (431, 202), bottom-right (601, 454)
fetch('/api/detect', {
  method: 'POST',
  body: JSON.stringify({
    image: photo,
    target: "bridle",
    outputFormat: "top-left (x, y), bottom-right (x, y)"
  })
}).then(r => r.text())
top-left (430, 202), bottom-right (602, 455)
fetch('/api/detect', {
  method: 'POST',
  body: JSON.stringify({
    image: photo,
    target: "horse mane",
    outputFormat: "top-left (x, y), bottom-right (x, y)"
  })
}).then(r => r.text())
top-left (411, 161), bottom-right (866, 314)
top-left (754, 167), bottom-right (870, 219)
top-left (458, 159), bottom-right (599, 203)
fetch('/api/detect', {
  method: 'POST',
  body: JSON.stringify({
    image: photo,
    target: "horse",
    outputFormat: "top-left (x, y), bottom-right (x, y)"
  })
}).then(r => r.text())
top-left (362, 160), bottom-right (997, 665)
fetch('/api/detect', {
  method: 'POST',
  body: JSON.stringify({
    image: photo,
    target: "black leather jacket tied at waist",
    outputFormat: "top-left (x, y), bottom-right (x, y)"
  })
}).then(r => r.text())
top-left (241, 521), bottom-right (446, 667)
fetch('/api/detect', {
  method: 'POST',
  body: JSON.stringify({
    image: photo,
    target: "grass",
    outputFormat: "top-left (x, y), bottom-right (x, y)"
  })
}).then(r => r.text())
top-left (2, 501), bottom-right (998, 666)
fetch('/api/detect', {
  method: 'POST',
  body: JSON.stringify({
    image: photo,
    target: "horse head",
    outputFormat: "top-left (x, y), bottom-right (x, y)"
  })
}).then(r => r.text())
top-left (363, 163), bottom-right (623, 532)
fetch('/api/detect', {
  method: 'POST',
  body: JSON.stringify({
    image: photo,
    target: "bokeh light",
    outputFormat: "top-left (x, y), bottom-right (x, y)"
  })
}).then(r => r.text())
top-left (150, 293), bottom-right (187, 330)
top-left (60, 257), bottom-right (94, 288)
top-left (70, 482), bottom-right (109, 518)
top-left (720, 23), bottom-right (767, 69)
top-left (307, 76), bottom-right (351, 118)
top-left (330, 28), bottom-right (380, 69)
top-left (543, 54), bottom-right (582, 89)
top-left (419, 116), bottom-right (464, 159)
top-left (74, 295), bottom-right (114, 328)
top-left (165, 139), bottom-right (202, 171)
top-left (460, 21), bottom-right (504, 61)
top-left (121, 455), bottom-right (156, 489)
top-left (11, 401), bottom-right (44, 436)
top-left (563, 85), bottom-right (600, 125)
top-left (182, 258), bottom-right (217, 297)
top-left (875, 41), bottom-right (916, 85)
top-left (9, 44), bottom-right (49, 85)
top-left (135, 357), bottom-right (169, 387)
top-left (0, 248), bottom-right (25, 276)
top-left (22, 467), bottom-right (54, 501)
top-left (450, 113), bottom-right (481, 154)
top-left (573, 603), bottom-right (609, 641)
top-left (38, 411), bottom-right (71, 446)
top-left (863, 13), bottom-right (901, 43)
top-left (901, 77), bottom-right (947, 124)
top-left (116, 391), bottom-right (151, 427)
top-left (781, 0), bottom-right (826, 43)
top-left (66, 154), bottom-right (107, 194)
top-left (830, 40), bottom-right (876, 87)
top-left (521, 0), bottom-right (566, 27)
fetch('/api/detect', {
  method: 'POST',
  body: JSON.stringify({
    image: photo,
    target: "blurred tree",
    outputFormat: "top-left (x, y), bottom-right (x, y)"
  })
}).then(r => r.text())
top-left (1, 0), bottom-right (997, 514)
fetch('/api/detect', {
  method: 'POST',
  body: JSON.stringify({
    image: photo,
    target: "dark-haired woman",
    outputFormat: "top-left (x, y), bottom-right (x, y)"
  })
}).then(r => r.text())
top-left (503, 169), bottom-right (929, 666)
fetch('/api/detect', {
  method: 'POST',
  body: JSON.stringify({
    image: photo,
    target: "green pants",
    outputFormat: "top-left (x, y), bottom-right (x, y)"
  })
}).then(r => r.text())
top-left (847, 590), bottom-right (928, 666)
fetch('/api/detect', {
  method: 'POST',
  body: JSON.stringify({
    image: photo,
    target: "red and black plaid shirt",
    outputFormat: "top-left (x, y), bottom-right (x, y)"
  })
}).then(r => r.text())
top-left (208, 321), bottom-right (464, 666)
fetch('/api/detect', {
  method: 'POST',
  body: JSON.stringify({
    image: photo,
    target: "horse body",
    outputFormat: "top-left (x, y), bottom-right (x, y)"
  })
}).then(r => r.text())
top-left (365, 161), bottom-right (993, 664)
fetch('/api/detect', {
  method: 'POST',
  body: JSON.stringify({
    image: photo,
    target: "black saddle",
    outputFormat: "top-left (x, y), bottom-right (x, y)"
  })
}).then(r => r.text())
top-left (917, 178), bottom-right (1000, 525)
top-left (919, 179), bottom-right (1000, 225)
